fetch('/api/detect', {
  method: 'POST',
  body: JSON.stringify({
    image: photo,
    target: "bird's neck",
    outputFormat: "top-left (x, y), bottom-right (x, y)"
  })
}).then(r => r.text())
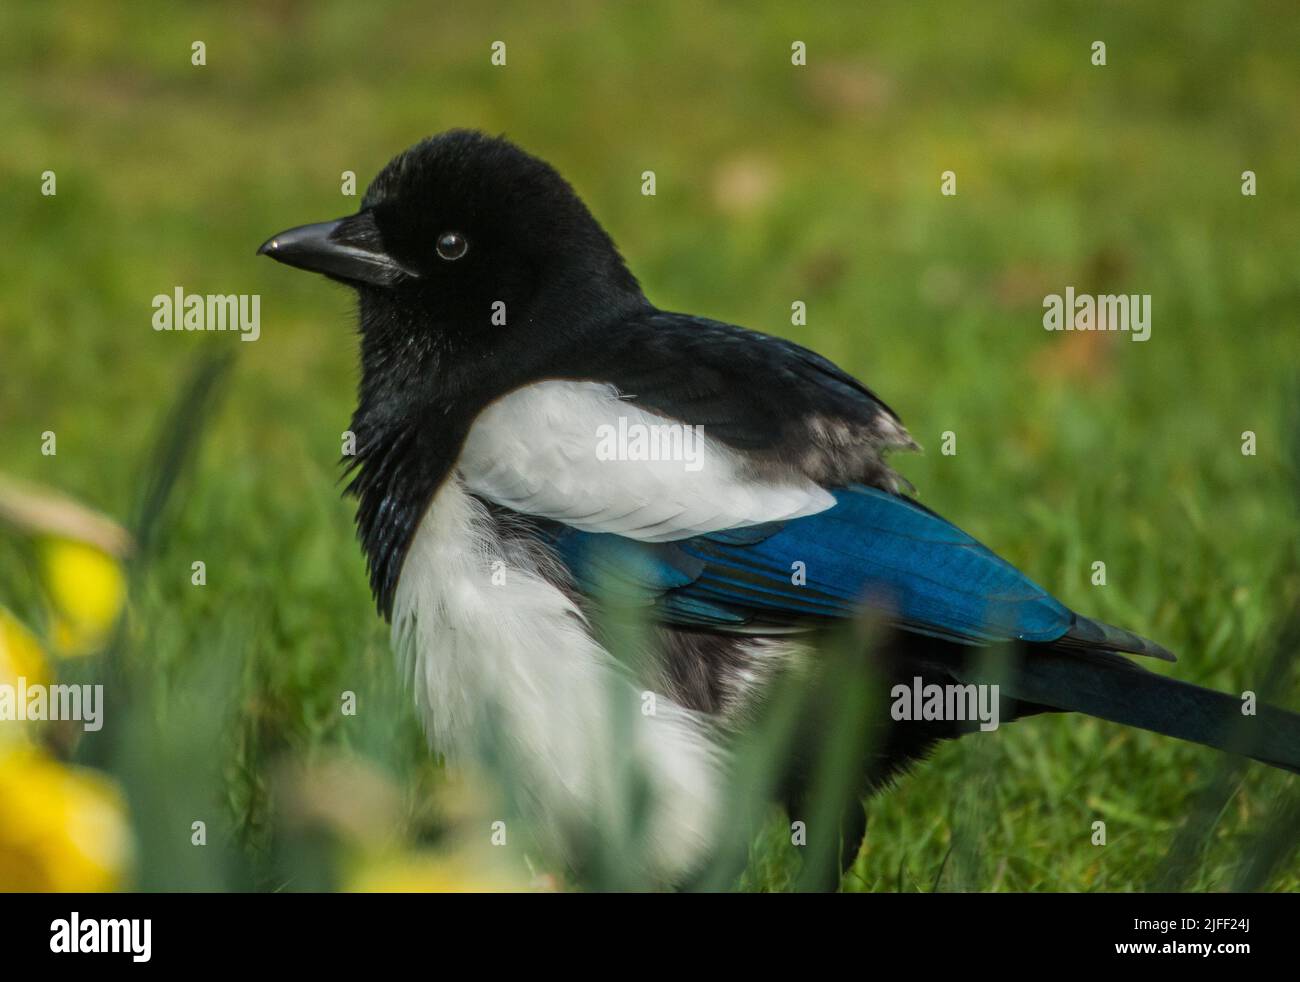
top-left (345, 285), bottom-right (651, 617)
top-left (346, 303), bottom-right (473, 619)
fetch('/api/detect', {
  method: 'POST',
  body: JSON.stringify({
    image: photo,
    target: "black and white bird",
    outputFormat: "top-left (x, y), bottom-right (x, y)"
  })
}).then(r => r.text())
top-left (259, 130), bottom-right (1300, 887)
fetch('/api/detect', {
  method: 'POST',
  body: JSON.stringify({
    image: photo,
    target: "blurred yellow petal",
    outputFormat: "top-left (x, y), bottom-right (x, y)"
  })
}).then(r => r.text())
top-left (347, 851), bottom-right (526, 893)
top-left (0, 607), bottom-right (48, 687)
top-left (0, 609), bottom-right (49, 744)
top-left (38, 537), bottom-right (126, 657)
top-left (0, 745), bottom-right (131, 891)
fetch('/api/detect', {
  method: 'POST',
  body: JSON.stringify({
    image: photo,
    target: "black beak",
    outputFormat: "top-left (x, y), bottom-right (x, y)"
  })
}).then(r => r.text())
top-left (257, 212), bottom-right (417, 287)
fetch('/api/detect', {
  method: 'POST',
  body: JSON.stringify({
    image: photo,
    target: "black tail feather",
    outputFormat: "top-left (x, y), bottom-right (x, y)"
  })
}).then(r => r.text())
top-left (958, 644), bottom-right (1300, 775)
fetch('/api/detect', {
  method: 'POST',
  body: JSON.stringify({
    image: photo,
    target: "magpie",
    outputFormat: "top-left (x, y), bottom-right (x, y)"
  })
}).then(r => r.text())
top-left (259, 130), bottom-right (1300, 886)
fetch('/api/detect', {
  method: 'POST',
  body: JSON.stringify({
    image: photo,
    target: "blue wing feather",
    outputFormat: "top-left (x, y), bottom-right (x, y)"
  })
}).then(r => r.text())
top-left (539, 485), bottom-right (1071, 646)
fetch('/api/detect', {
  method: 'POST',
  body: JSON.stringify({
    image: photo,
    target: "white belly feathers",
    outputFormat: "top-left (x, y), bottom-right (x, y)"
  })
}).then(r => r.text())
top-left (391, 476), bottom-right (723, 877)
top-left (389, 379), bottom-right (833, 878)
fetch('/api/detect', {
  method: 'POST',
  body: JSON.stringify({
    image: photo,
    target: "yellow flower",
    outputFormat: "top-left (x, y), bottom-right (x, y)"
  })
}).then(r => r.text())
top-left (37, 537), bottom-right (126, 656)
top-left (0, 608), bottom-right (49, 745)
top-left (0, 745), bottom-right (131, 891)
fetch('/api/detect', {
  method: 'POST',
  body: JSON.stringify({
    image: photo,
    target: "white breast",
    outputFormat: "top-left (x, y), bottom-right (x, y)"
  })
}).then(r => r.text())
top-left (457, 380), bottom-right (834, 540)
top-left (391, 478), bottom-right (724, 879)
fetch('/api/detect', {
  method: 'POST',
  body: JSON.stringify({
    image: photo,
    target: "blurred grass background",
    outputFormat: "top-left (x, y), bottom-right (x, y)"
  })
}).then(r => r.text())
top-left (1, 0), bottom-right (1298, 890)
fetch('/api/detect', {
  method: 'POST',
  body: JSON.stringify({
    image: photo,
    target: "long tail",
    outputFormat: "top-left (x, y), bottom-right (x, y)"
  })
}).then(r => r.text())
top-left (937, 641), bottom-right (1300, 774)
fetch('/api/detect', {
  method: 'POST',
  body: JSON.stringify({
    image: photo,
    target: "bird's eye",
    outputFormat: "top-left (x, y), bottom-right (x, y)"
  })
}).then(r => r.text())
top-left (435, 231), bottom-right (468, 261)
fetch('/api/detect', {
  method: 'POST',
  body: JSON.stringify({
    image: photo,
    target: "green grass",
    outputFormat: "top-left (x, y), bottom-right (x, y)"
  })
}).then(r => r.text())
top-left (1, 0), bottom-right (1298, 890)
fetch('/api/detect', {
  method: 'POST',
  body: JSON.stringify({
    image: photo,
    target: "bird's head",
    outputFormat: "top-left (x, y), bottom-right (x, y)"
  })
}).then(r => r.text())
top-left (258, 130), bottom-right (644, 369)
top-left (260, 132), bottom-right (652, 610)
